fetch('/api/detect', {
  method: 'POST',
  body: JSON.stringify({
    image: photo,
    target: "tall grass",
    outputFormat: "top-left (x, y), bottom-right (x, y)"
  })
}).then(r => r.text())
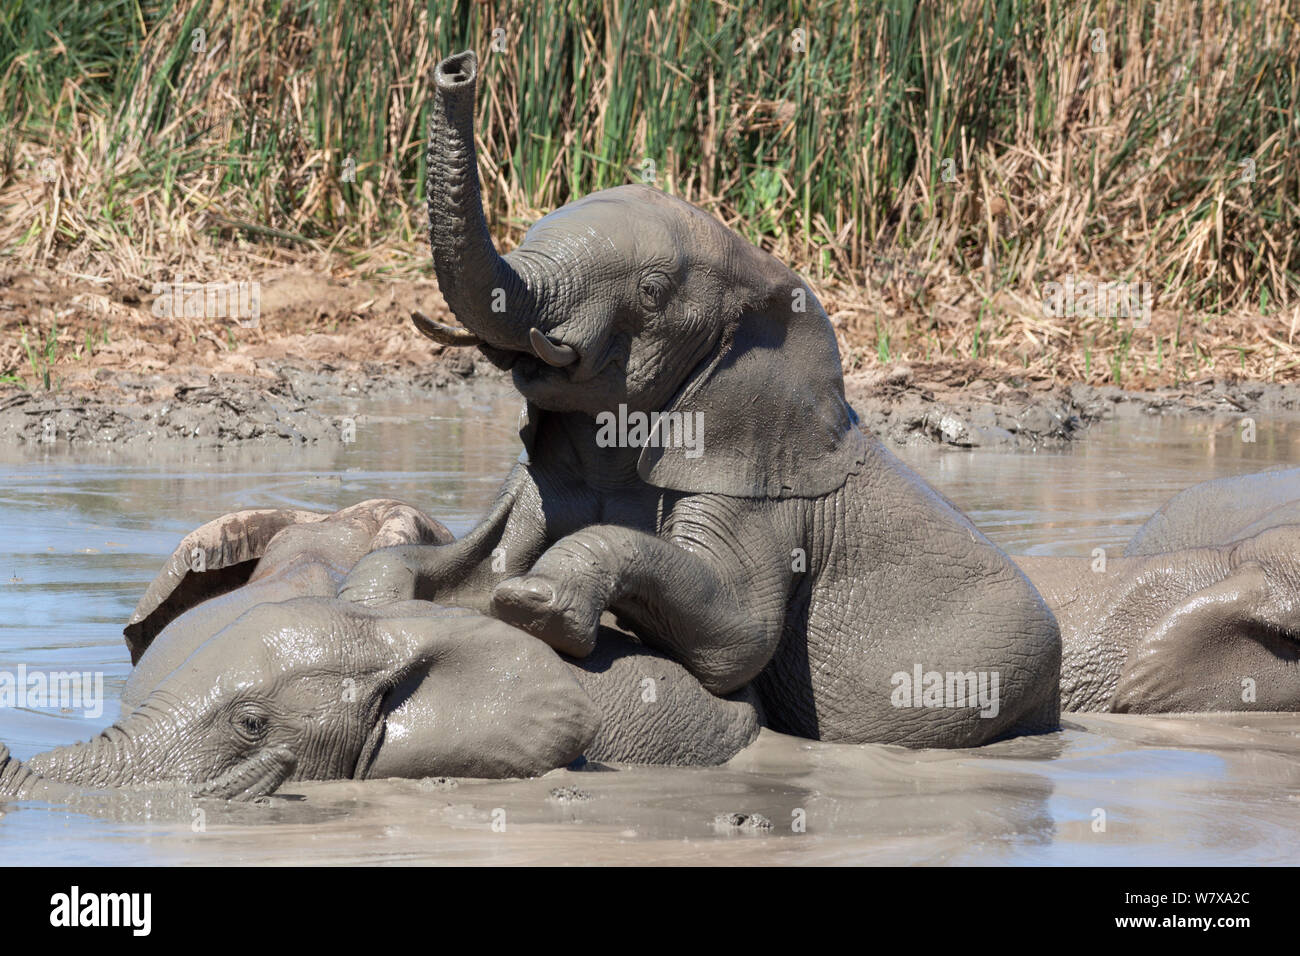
top-left (1, 1), bottom-right (1296, 337)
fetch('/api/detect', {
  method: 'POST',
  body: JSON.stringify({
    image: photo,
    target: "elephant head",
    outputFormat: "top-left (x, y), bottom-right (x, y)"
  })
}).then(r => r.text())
top-left (4, 598), bottom-right (597, 799)
top-left (1021, 521), bottom-right (1300, 713)
top-left (1110, 524), bottom-right (1300, 713)
top-left (423, 50), bottom-right (864, 499)
top-left (124, 498), bottom-right (452, 665)
top-left (121, 499), bottom-right (452, 709)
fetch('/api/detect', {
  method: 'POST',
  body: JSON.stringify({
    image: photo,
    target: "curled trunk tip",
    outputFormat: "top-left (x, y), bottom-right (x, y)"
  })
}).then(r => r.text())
top-left (426, 49), bottom-right (533, 352)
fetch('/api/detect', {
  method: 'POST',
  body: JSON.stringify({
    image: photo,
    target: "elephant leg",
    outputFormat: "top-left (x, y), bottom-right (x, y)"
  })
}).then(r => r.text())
top-left (568, 631), bottom-right (764, 766)
top-left (491, 500), bottom-right (794, 694)
top-left (339, 463), bottom-right (558, 611)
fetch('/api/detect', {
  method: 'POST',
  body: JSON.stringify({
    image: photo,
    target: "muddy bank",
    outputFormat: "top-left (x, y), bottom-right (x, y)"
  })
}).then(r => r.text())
top-left (5, 264), bottom-right (1299, 448)
top-left (2, 353), bottom-right (1298, 449)
top-left (844, 362), bottom-right (1300, 448)
top-left (0, 355), bottom-right (492, 447)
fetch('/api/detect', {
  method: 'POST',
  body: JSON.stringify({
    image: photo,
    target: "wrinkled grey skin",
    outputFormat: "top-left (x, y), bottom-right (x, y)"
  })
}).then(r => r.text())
top-left (1014, 469), bottom-right (1300, 713)
top-left (121, 498), bottom-right (453, 707)
top-left (1, 501), bottom-right (432, 803)
top-left (0, 742), bottom-right (295, 804)
top-left (1, 504), bottom-right (760, 801)
top-left (339, 50), bottom-right (1060, 748)
top-left (1124, 467), bottom-right (1300, 556)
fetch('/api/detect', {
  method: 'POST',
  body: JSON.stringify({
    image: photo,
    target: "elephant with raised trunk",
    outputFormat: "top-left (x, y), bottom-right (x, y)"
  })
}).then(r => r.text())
top-left (340, 50), bottom-right (1061, 748)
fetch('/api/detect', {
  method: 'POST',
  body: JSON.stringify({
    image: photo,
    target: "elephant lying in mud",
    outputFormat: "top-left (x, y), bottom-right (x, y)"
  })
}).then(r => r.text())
top-left (339, 51), bottom-right (1060, 748)
top-left (0, 504), bottom-right (760, 802)
top-left (1014, 468), bottom-right (1300, 713)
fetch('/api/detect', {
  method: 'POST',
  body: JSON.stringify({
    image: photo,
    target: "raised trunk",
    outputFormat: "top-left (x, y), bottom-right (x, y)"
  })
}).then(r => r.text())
top-left (427, 51), bottom-right (533, 351)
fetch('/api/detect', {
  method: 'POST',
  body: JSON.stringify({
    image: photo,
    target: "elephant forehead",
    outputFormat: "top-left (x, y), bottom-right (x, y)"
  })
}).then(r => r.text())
top-left (201, 605), bottom-right (349, 679)
top-left (522, 191), bottom-right (697, 268)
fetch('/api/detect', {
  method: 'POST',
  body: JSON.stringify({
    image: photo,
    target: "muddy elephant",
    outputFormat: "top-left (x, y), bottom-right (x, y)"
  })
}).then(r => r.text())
top-left (1124, 467), bottom-right (1300, 556)
top-left (1014, 468), bottom-right (1300, 713)
top-left (1, 504), bottom-right (760, 802)
top-left (1, 595), bottom-right (759, 800)
top-left (121, 498), bottom-right (453, 705)
top-left (339, 50), bottom-right (1060, 748)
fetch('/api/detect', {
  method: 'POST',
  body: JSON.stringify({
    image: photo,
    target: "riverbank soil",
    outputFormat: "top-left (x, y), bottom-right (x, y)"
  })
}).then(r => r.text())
top-left (3, 263), bottom-right (1296, 449)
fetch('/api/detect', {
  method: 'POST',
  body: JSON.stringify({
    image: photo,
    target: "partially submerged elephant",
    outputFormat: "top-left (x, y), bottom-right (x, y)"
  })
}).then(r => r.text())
top-left (340, 50), bottom-right (1060, 748)
top-left (1, 504), bottom-right (760, 802)
top-left (1014, 468), bottom-right (1300, 713)
top-left (122, 498), bottom-right (453, 705)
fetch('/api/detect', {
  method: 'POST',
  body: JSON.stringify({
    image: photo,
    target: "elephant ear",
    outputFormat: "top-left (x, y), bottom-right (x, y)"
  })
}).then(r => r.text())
top-left (638, 285), bottom-right (867, 499)
top-left (355, 601), bottom-right (599, 779)
top-left (1111, 561), bottom-right (1300, 713)
top-left (124, 508), bottom-right (328, 664)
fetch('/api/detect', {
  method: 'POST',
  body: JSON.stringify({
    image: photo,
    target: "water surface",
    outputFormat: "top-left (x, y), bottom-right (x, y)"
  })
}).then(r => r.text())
top-left (2, 392), bottom-right (1298, 865)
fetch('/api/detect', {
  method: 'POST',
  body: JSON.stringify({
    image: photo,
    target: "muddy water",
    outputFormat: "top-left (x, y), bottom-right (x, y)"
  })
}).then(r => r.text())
top-left (2, 391), bottom-right (1299, 865)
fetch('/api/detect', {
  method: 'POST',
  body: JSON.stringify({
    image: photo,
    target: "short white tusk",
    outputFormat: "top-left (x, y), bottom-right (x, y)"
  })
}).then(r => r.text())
top-left (411, 311), bottom-right (483, 347)
top-left (529, 328), bottom-right (578, 367)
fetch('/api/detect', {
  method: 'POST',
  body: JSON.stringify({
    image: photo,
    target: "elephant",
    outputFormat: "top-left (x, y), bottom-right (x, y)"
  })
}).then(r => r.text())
top-left (338, 50), bottom-right (1061, 748)
top-left (121, 498), bottom-right (454, 706)
top-left (1, 503), bottom-right (761, 802)
top-left (1013, 468), bottom-right (1300, 713)
top-left (1124, 467), bottom-right (1300, 556)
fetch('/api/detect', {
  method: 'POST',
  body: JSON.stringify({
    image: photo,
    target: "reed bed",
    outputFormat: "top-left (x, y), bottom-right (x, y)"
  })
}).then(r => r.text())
top-left (1, 0), bottom-right (1297, 385)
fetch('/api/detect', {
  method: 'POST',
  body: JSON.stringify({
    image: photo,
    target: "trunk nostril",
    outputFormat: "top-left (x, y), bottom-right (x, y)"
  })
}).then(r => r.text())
top-left (436, 51), bottom-right (477, 87)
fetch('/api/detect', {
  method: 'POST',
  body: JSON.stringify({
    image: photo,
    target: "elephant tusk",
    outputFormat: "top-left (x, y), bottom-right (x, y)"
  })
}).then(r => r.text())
top-left (529, 328), bottom-right (578, 367)
top-left (411, 311), bottom-right (483, 347)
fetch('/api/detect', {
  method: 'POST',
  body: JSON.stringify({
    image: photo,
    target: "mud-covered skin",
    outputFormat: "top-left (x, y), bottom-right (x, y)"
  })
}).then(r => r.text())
top-left (132, 503), bottom-right (759, 772)
top-left (1125, 467), bottom-right (1300, 556)
top-left (122, 499), bottom-right (453, 706)
top-left (0, 742), bottom-right (296, 804)
top-left (1016, 471), bottom-right (1300, 713)
top-left (340, 50), bottom-right (1060, 748)
top-left (2, 497), bottom-right (763, 800)
top-left (571, 633), bottom-right (762, 767)
top-left (5, 598), bottom-right (601, 799)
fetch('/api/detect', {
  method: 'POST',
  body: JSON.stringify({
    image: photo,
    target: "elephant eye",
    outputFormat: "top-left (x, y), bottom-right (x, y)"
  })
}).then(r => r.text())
top-left (638, 274), bottom-right (669, 311)
top-left (232, 707), bottom-right (270, 741)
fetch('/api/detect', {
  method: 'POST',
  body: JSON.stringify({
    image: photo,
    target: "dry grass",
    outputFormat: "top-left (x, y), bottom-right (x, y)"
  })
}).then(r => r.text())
top-left (1, 0), bottom-right (1297, 387)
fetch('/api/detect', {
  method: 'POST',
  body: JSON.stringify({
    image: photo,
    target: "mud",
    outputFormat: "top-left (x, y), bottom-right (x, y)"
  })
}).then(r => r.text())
top-left (5, 264), bottom-right (1298, 449)
top-left (0, 359), bottom-right (491, 447)
top-left (3, 354), bottom-right (1297, 451)
top-left (5, 716), bottom-right (1298, 865)
top-left (4, 397), bottom-right (1300, 864)
top-left (844, 362), bottom-right (1300, 448)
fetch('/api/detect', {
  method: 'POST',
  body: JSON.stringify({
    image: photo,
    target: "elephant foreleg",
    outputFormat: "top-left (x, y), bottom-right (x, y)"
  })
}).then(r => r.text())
top-left (491, 501), bottom-right (794, 694)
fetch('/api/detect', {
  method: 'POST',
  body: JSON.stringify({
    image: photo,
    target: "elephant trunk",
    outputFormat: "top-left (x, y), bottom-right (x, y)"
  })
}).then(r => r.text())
top-left (9, 717), bottom-right (295, 801)
top-left (0, 743), bottom-right (47, 800)
top-left (23, 723), bottom-right (145, 791)
top-left (427, 51), bottom-right (534, 353)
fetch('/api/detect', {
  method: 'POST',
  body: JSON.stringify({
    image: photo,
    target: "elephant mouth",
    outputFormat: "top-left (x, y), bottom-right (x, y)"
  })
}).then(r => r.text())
top-left (196, 746), bottom-right (299, 801)
top-left (413, 312), bottom-right (587, 378)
